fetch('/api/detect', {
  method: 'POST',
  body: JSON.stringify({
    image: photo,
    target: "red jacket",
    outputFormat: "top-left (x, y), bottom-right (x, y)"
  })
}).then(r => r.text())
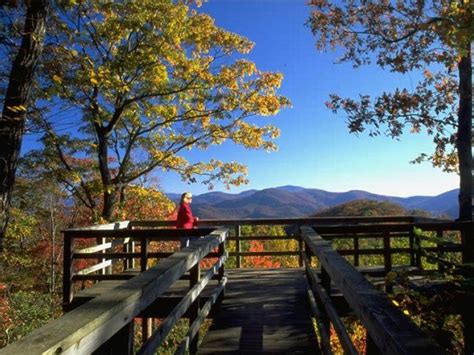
top-left (176, 203), bottom-right (197, 229)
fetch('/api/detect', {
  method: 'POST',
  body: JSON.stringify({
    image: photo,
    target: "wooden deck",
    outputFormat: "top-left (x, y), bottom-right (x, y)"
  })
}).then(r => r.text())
top-left (198, 268), bottom-right (319, 354)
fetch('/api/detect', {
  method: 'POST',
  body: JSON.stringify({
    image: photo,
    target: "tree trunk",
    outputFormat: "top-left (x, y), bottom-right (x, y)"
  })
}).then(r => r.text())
top-left (97, 128), bottom-right (115, 221)
top-left (0, 0), bottom-right (50, 250)
top-left (457, 48), bottom-right (472, 223)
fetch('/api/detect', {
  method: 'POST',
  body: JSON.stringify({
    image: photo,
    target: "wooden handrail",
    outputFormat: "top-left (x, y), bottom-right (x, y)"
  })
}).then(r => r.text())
top-left (1, 229), bottom-right (228, 355)
top-left (129, 216), bottom-right (417, 228)
top-left (301, 226), bottom-right (444, 354)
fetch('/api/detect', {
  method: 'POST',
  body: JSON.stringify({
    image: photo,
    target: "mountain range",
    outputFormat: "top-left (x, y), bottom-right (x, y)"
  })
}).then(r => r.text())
top-left (167, 186), bottom-right (459, 219)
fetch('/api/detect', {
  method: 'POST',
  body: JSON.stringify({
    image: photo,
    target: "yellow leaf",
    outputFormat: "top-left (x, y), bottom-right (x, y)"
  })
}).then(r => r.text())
top-left (52, 75), bottom-right (62, 84)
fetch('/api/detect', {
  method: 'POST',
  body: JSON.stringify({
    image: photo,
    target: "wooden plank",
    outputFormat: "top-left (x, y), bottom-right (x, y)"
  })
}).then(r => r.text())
top-left (304, 255), bottom-right (357, 355)
top-left (76, 260), bottom-right (112, 276)
top-left (1, 229), bottom-right (228, 355)
top-left (300, 226), bottom-right (444, 355)
top-left (72, 274), bottom-right (137, 282)
top-left (322, 233), bottom-right (410, 239)
top-left (176, 278), bottom-right (227, 355)
top-left (306, 290), bottom-right (329, 355)
top-left (76, 242), bottom-right (112, 254)
top-left (197, 268), bottom-right (318, 354)
top-left (228, 235), bottom-right (298, 241)
top-left (66, 218), bottom-right (465, 234)
top-left (229, 251), bottom-right (299, 257)
top-left (336, 246), bottom-right (461, 256)
top-left (137, 255), bottom-right (227, 355)
top-left (63, 221), bottom-right (130, 232)
top-left (74, 252), bottom-right (141, 259)
top-left (130, 216), bottom-right (416, 228)
top-left (64, 228), bottom-right (216, 239)
top-left (189, 259), bottom-right (201, 354)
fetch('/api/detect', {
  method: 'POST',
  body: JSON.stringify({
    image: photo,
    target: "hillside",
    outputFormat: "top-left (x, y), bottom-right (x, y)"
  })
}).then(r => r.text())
top-left (315, 199), bottom-right (409, 217)
top-left (167, 186), bottom-right (458, 219)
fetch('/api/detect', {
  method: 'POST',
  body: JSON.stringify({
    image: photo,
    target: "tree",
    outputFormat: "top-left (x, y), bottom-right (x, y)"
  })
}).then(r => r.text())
top-left (0, 0), bottom-right (50, 249)
top-left (308, 0), bottom-right (472, 221)
top-left (29, 0), bottom-right (290, 221)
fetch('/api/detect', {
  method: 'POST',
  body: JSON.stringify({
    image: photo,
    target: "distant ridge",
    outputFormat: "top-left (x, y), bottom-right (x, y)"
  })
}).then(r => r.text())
top-left (167, 186), bottom-right (458, 219)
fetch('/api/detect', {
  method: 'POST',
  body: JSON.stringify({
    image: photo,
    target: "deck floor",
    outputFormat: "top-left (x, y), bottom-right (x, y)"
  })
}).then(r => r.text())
top-left (198, 268), bottom-right (319, 354)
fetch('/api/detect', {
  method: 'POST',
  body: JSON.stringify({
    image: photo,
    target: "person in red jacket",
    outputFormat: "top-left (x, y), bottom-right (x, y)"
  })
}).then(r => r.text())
top-left (176, 192), bottom-right (199, 248)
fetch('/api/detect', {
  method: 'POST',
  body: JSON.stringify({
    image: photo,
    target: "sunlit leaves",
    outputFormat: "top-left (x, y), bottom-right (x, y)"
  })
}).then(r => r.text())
top-left (308, 0), bottom-right (470, 172)
top-left (32, 0), bottom-right (290, 218)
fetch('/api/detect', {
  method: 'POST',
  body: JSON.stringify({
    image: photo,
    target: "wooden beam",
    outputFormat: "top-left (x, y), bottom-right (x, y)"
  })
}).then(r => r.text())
top-left (63, 228), bottom-right (216, 239)
top-left (137, 254), bottom-right (227, 354)
top-left (300, 226), bottom-right (444, 354)
top-left (306, 290), bottom-right (330, 355)
top-left (76, 260), bottom-right (112, 275)
top-left (1, 230), bottom-right (228, 354)
top-left (227, 235), bottom-right (298, 241)
top-left (175, 278), bottom-right (227, 355)
top-left (130, 216), bottom-right (416, 228)
top-left (229, 251), bottom-right (299, 257)
top-left (304, 255), bottom-right (357, 355)
top-left (62, 221), bottom-right (130, 232)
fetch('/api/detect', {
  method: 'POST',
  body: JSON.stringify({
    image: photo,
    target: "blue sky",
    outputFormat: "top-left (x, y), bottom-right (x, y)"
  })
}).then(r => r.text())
top-left (159, 0), bottom-right (458, 197)
top-left (20, 0), bottom-right (458, 198)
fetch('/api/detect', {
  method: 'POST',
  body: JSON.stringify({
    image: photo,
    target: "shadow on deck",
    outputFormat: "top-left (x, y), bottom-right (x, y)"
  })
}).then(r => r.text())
top-left (198, 268), bottom-right (317, 354)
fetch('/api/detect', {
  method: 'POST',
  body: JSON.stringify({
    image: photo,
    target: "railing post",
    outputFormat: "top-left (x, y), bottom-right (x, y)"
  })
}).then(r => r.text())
top-left (383, 233), bottom-right (393, 293)
top-left (123, 239), bottom-right (129, 271)
top-left (142, 317), bottom-right (152, 344)
top-left (353, 234), bottom-right (359, 267)
top-left (140, 237), bottom-right (148, 272)
top-left (190, 262), bottom-right (201, 354)
top-left (235, 225), bottom-right (241, 268)
top-left (436, 229), bottom-right (444, 273)
top-left (383, 233), bottom-right (392, 272)
top-left (409, 230), bottom-right (416, 267)
top-left (62, 232), bottom-right (73, 308)
top-left (123, 239), bottom-right (136, 271)
top-left (298, 232), bottom-right (304, 267)
top-left (305, 241), bottom-right (312, 266)
top-left (218, 237), bottom-right (225, 283)
top-left (415, 231), bottom-right (422, 270)
top-left (97, 237), bottom-right (109, 275)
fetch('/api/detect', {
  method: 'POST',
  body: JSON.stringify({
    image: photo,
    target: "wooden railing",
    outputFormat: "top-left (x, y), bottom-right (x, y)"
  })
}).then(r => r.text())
top-left (129, 216), bottom-right (465, 272)
top-left (314, 220), bottom-right (466, 276)
top-left (62, 222), bottom-right (215, 308)
top-left (2, 216), bottom-right (469, 354)
top-left (1, 228), bottom-right (228, 355)
top-left (130, 216), bottom-right (421, 268)
top-left (301, 226), bottom-right (445, 354)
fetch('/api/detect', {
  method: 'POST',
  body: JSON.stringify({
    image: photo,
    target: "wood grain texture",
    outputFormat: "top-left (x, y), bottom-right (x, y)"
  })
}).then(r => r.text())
top-left (197, 268), bottom-right (319, 354)
top-left (301, 226), bottom-right (444, 355)
top-left (0, 230), bottom-right (227, 355)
